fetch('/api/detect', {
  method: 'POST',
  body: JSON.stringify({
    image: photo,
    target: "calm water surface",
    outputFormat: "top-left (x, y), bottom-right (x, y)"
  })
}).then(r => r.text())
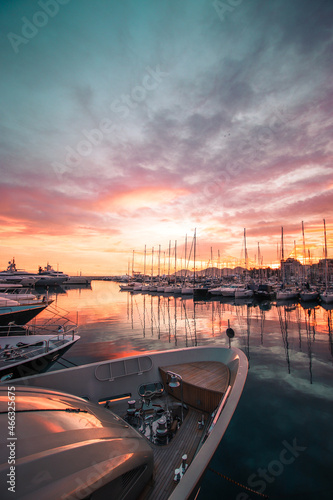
top-left (39, 281), bottom-right (332, 500)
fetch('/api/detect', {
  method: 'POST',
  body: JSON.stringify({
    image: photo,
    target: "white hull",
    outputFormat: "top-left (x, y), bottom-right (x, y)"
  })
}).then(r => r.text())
top-left (221, 288), bottom-right (237, 297)
top-left (320, 292), bottom-right (333, 304)
top-left (276, 290), bottom-right (299, 300)
top-left (10, 346), bottom-right (248, 500)
top-left (300, 291), bottom-right (319, 302)
top-left (209, 287), bottom-right (223, 295)
top-left (235, 289), bottom-right (254, 299)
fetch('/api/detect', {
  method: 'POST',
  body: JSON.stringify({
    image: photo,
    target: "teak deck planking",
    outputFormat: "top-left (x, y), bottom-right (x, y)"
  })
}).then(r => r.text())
top-left (159, 361), bottom-right (230, 413)
top-left (108, 360), bottom-right (230, 499)
top-left (139, 406), bottom-right (208, 500)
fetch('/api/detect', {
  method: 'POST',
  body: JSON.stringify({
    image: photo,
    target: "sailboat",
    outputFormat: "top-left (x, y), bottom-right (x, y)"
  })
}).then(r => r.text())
top-left (181, 234), bottom-right (195, 295)
top-left (276, 227), bottom-right (299, 301)
top-left (299, 221), bottom-right (319, 302)
top-left (320, 219), bottom-right (333, 304)
top-left (235, 229), bottom-right (254, 299)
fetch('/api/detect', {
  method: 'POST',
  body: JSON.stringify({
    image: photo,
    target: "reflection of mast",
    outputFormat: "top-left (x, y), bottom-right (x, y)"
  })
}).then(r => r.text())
top-left (303, 307), bottom-right (313, 384)
top-left (327, 310), bottom-right (333, 359)
top-left (167, 297), bottom-right (171, 343)
top-left (296, 306), bottom-right (302, 350)
top-left (246, 305), bottom-right (251, 362)
top-left (174, 297), bottom-right (177, 346)
top-left (260, 309), bottom-right (265, 345)
top-left (235, 302), bottom-right (251, 364)
top-left (131, 294), bottom-right (134, 329)
top-left (157, 295), bottom-right (161, 339)
top-left (143, 295), bottom-right (146, 337)
top-left (278, 306), bottom-right (291, 374)
top-left (211, 301), bottom-right (215, 337)
top-left (193, 300), bottom-right (197, 346)
top-left (183, 301), bottom-right (189, 347)
top-left (151, 295), bottom-right (154, 336)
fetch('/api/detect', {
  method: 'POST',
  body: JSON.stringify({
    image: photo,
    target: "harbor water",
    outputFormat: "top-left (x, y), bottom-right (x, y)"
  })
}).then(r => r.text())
top-left (38, 280), bottom-right (332, 500)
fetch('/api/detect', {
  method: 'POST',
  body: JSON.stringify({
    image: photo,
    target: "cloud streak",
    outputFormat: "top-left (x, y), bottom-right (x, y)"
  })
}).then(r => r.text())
top-left (0, 0), bottom-right (332, 273)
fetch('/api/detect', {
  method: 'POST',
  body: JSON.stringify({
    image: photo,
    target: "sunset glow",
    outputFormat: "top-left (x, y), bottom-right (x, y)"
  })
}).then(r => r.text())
top-left (1, 1), bottom-right (332, 275)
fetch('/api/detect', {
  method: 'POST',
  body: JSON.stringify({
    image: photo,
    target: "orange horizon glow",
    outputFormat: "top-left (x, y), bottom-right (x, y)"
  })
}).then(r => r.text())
top-left (1, 221), bottom-right (332, 276)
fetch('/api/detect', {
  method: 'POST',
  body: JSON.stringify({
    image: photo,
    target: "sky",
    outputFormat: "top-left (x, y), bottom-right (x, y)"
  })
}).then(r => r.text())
top-left (1, 0), bottom-right (333, 275)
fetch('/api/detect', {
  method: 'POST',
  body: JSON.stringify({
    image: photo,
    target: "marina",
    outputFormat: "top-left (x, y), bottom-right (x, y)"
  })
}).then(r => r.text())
top-left (2, 0), bottom-right (333, 497)
top-left (1, 279), bottom-right (330, 499)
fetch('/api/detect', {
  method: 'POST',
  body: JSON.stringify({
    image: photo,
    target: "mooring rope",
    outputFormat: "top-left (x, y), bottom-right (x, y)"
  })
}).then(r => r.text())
top-left (208, 467), bottom-right (270, 498)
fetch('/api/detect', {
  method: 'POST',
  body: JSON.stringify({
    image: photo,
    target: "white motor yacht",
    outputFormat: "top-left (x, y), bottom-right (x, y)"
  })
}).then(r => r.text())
top-left (1, 346), bottom-right (248, 500)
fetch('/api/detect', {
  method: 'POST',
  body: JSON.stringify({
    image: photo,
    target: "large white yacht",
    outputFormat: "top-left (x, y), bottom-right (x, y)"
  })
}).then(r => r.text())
top-left (0, 346), bottom-right (248, 499)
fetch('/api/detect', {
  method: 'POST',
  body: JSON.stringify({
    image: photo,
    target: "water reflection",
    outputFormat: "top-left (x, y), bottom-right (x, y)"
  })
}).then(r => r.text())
top-left (38, 281), bottom-right (333, 383)
top-left (34, 280), bottom-right (332, 499)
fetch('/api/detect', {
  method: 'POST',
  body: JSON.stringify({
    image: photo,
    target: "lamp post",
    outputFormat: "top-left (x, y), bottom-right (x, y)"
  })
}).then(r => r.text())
top-left (167, 371), bottom-right (184, 422)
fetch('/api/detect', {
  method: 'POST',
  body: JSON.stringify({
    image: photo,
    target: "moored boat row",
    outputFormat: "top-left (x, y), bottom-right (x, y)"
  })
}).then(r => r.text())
top-left (117, 277), bottom-right (333, 307)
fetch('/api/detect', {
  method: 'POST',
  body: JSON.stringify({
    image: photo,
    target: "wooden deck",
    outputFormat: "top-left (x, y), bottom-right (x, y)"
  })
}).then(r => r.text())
top-left (107, 360), bottom-right (230, 499)
top-left (138, 406), bottom-right (209, 500)
top-left (159, 361), bottom-right (230, 413)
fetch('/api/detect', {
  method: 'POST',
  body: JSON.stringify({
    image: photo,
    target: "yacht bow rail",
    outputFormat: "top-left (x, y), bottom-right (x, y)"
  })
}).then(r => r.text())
top-left (0, 322), bottom-right (78, 338)
top-left (95, 355), bottom-right (153, 382)
top-left (0, 333), bottom-right (76, 366)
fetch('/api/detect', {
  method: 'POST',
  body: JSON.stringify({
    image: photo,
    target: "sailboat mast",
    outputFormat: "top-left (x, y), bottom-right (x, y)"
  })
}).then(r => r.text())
top-left (143, 245), bottom-right (146, 283)
top-left (168, 240), bottom-right (171, 282)
top-left (132, 250), bottom-right (135, 277)
top-left (244, 228), bottom-right (248, 271)
top-left (151, 247), bottom-right (154, 283)
top-left (302, 221), bottom-right (306, 265)
top-left (324, 219), bottom-right (328, 291)
top-left (193, 228), bottom-right (196, 284)
top-left (281, 226), bottom-right (285, 283)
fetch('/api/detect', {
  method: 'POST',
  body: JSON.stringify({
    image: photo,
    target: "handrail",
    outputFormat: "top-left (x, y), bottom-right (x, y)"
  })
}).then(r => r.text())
top-left (207, 385), bottom-right (232, 435)
top-left (0, 323), bottom-right (78, 337)
top-left (0, 331), bottom-right (77, 364)
top-left (94, 355), bottom-right (153, 382)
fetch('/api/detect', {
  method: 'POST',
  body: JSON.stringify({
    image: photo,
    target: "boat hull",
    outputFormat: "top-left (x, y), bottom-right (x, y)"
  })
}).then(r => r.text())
top-left (9, 346), bottom-right (248, 500)
top-left (0, 341), bottom-right (78, 381)
top-left (320, 292), bottom-right (333, 304)
top-left (0, 303), bottom-right (48, 326)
